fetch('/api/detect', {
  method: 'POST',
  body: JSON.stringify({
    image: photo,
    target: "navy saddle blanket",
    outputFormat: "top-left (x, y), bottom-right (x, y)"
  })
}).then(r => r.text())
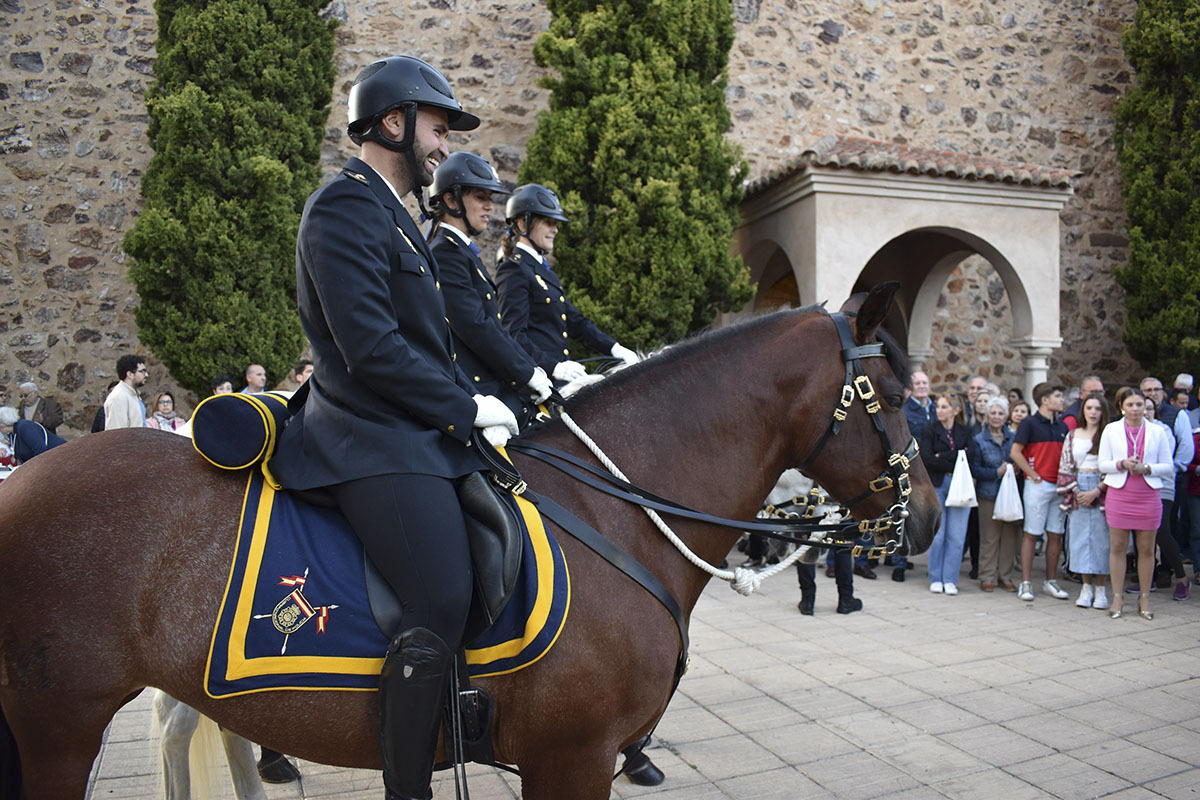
top-left (205, 468), bottom-right (570, 698)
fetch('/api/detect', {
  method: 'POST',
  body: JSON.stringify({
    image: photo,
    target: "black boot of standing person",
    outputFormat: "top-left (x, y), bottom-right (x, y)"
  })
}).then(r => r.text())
top-left (797, 560), bottom-right (817, 615)
top-left (832, 548), bottom-right (863, 614)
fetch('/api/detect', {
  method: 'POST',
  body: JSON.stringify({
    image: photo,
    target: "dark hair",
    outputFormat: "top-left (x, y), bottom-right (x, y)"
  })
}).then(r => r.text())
top-left (1078, 390), bottom-right (1109, 455)
top-left (292, 360), bottom-right (312, 375)
top-left (1170, 387), bottom-right (1189, 405)
top-left (116, 354), bottom-right (145, 382)
top-left (1007, 387), bottom-right (1024, 401)
top-left (211, 373), bottom-right (233, 392)
top-left (1032, 382), bottom-right (1064, 407)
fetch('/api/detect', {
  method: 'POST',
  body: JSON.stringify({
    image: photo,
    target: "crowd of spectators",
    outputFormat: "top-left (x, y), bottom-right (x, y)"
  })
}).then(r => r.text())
top-left (885, 369), bottom-right (1200, 618)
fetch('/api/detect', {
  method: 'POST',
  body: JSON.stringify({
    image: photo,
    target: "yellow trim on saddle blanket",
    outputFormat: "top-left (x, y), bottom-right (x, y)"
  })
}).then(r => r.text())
top-left (203, 466), bottom-right (569, 697)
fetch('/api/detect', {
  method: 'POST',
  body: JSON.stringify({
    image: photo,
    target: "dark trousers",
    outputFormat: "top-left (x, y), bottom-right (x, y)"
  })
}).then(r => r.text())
top-left (798, 549), bottom-right (854, 599)
top-left (330, 473), bottom-right (473, 645)
top-left (963, 506), bottom-right (980, 571)
top-left (1156, 499), bottom-right (1186, 580)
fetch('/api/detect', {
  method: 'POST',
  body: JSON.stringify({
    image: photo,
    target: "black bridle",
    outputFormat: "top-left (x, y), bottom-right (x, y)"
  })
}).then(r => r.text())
top-left (792, 311), bottom-right (918, 554)
top-left (480, 312), bottom-right (917, 557)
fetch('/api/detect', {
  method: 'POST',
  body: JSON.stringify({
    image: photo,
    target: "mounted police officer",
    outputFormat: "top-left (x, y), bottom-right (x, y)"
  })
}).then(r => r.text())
top-left (268, 55), bottom-right (519, 800)
top-left (427, 153), bottom-right (553, 422)
top-left (494, 185), bottom-right (640, 386)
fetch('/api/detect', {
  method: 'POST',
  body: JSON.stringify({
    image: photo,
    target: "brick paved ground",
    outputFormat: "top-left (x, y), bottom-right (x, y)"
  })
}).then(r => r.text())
top-left (87, 547), bottom-right (1200, 799)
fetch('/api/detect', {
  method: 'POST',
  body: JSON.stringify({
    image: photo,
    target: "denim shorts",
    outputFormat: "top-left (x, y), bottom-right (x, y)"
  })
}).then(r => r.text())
top-left (1023, 478), bottom-right (1066, 536)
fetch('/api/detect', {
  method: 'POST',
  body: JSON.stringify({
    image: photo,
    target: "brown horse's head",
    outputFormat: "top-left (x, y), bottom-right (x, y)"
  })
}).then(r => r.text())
top-left (785, 282), bottom-right (939, 556)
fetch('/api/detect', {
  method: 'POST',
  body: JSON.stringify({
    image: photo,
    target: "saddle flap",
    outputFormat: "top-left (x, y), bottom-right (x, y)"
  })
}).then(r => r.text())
top-left (457, 471), bottom-right (524, 635)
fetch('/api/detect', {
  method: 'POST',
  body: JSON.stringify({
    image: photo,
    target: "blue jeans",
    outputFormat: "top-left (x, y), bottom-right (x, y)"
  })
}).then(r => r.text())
top-left (927, 476), bottom-right (971, 584)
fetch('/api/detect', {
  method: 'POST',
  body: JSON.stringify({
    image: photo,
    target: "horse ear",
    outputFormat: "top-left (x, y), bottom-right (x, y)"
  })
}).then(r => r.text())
top-left (850, 281), bottom-right (900, 345)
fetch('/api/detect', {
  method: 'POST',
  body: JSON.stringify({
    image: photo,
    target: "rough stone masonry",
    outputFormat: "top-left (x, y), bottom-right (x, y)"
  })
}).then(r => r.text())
top-left (0, 0), bottom-right (1142, 433)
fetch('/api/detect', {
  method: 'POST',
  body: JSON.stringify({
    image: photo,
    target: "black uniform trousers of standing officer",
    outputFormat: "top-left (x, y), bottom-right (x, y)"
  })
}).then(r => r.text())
top-left (494, 245), bottom-right (615, 375)
top-left (270, 158), bottom-right (483, 800)
top-left (430, 226), bottom-right (538, 419)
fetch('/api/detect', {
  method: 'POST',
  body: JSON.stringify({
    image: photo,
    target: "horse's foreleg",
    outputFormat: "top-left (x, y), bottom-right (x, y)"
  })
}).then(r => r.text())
top-left (154, 691), bottom-right (200, 800)
top-left (218, 728), bottom-right (268, 800)
top-left (519, 746), bottom-right (619, 800)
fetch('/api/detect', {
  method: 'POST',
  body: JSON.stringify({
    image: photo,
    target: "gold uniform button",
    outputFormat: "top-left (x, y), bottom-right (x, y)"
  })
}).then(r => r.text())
top-left (452, 353), bottom-right (457, 361)
top-left (486, 293), bottom-right (492, 300)
top-left (435, 280), bottom-right (440, 290)
top-left (561, 313), bottom-right (567, 321)
top-left (545, 297), bottom-right (551, 304)
top-left (563, 349), bottom-right (570, 355)
top-left (448, 424), bottom-right (455, 432)
top-left (562, 331), bottom-right (569, 338)
top-left (419, 266), bottom-right (425, 274)
top-left (559, 295), bottom-right (565, 302)
top-left (473, 376), bottom-right (480, 382)
top-left (496, 313), bottom-right (502, 320)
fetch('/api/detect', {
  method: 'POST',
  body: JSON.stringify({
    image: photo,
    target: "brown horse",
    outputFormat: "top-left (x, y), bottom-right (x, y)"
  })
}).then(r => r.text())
top-left (0, 283), bottom-right (938, 799)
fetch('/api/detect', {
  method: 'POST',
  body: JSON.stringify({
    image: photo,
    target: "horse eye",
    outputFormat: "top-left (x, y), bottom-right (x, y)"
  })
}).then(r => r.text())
top-left (886, 394), bottom-right (903, 408)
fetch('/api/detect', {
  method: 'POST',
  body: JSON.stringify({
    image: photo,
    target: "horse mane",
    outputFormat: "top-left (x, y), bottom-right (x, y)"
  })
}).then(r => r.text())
top-left (561, 302), bottom-right (911, 414)
top-left (563, 307), bottom-right (823, 410)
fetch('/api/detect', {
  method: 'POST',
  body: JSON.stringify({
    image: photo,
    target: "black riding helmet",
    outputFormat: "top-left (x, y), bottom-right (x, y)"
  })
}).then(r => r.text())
top-left (505, 184), bottom-right (569, 254)
top-left (346, 56), bottom-right (479, 207)
top-left (430, 153), bottom-right (508, 238)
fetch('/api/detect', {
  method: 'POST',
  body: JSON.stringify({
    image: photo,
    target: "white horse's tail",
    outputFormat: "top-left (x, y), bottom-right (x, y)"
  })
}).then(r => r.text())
top-left (187, 714), bottom-right (224, 800)
top-left (152, 689), bottom-right (261, 800)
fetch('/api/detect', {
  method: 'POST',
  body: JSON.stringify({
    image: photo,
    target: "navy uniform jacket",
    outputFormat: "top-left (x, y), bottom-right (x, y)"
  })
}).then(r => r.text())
top-left (12, 418), bottom-right (65, 463)
top-left (429, 226), bottom-right (536, 413)
top-left (494, 246), bottom-right (615, 373)
top-left (270, 157), bottom-right (483, 490)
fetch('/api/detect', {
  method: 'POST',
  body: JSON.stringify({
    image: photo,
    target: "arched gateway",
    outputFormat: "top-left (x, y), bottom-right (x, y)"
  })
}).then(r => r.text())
top-left (735, 136), bottom-right (1076, 399)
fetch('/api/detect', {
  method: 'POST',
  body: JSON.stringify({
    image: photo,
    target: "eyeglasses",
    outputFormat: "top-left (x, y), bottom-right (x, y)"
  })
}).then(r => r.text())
top-left (158, 398), bottom-right (173, 405)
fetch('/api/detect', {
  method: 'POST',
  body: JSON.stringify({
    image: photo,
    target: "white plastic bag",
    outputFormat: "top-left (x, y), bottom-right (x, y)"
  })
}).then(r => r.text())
top-left (993, 465), bottom-right (1024, 521)
top-left (945, 449), bottom-right (978, 508)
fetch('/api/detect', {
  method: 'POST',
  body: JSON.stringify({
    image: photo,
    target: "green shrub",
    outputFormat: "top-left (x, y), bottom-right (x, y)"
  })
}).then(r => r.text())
top-left (124, 0), bottom-right (336, 394)
top-left (1113, 0), bottom-right (1200, 377)
top-left (521, 0), bottom-right (754, 349)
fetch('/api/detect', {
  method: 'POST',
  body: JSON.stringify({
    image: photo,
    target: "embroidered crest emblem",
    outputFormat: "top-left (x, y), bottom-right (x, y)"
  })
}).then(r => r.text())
top-left (252, 568), bottom-right (339, 654)
top-left (535, 274), bottom-right (549, 291)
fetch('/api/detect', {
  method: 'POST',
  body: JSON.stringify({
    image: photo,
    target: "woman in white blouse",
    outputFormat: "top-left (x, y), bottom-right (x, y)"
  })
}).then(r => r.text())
top-left (1099, 387), bottom-right (1175, 619)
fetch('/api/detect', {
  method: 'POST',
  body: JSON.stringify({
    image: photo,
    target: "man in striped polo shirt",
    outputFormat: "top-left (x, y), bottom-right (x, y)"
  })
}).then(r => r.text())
top-left (1010, 382), bottom-right (1070, 602)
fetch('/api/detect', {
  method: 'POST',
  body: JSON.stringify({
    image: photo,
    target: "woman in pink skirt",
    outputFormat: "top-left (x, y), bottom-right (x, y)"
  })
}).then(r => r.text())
top-left (1100, 386), bottom-right (1175, 619)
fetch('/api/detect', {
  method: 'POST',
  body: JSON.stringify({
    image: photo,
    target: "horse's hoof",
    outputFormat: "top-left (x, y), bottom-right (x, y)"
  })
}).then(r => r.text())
top-left (258, 754), bottom-right (302, 783)
top-left (623, 752), bottom-right (665, 786)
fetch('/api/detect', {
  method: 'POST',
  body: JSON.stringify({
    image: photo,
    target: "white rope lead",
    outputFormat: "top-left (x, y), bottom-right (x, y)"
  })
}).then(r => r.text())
top-left (558, 410), bottom-right (818, 596)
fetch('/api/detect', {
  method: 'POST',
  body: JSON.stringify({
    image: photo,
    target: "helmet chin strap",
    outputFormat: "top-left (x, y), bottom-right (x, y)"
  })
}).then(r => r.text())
top-left (511, 213), bottom-right (547, 255)
top-left (364, 103), bottom-right (432, 216)
top-left (440, 188), bottom-right (482, 237)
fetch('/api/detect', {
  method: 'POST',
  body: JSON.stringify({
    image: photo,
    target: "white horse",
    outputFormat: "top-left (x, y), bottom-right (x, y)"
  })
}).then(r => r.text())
top-left (152, 691), bottom-right (268, 800)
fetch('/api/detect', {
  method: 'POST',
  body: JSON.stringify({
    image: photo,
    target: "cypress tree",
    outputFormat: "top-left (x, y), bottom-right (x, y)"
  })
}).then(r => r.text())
top-left (521, 0), bottom-right (753, 349)
top-left (1113, 0), bottom-right (1200, 377)
top-left (124, 0), bottom-right (336, 395)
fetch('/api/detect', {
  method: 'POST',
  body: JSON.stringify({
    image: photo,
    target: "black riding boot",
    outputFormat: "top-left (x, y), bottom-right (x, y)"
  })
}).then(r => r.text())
top-left (796, 561), bottom-right (816, 615)
top-left (833, 549), bottom-right (862, 614)
top-left (379, 627), bottom-right (455, 800)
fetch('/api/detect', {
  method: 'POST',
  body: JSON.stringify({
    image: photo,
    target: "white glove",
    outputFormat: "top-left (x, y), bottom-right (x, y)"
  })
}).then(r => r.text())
top-left (552, 360), bottom-right (588, 382)
top-left (472, 394), bottom-right (519, 435)
top-left (526, 367), bottom-right (553, 403)
top-left (481, 424), bottom-right (512, 448)
top-left (611, 342), bottom-right (639, 366)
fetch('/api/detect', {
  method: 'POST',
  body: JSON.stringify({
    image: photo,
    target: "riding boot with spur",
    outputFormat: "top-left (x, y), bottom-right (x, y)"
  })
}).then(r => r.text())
top-left (379, 627), bottom-right (455, 800)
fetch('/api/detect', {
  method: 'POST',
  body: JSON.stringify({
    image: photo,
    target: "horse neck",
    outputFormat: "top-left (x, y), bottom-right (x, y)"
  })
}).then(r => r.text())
top-left (546, 313), bottom-right (827, 610)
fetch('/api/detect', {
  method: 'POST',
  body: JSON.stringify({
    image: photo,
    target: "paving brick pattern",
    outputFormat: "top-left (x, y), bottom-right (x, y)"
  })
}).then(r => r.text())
top-left (87, 548), bottom-right (1200, 799)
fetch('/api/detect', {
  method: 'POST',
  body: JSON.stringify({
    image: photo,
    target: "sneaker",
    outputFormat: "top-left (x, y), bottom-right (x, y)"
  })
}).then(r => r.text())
top-left (1173, 581), bottom-right (1190, 601)
top-left (1093, 586), bottom-right (1110, 609)
top-left (1043, 580), bottom-right (1069, 599)
top-left (1018, 581), bottom-right (1034, 601)
top-left (944, 583), bottom-right (959, 596)
top-left (930, 581), bottom-right (944, 593)
top-left (1075, 584), bottom-right (1095, 608)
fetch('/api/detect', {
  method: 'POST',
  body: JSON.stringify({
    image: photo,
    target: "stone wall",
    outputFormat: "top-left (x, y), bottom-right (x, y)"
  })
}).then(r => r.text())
top-left (0, 0), bottom-right (1143, 434)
